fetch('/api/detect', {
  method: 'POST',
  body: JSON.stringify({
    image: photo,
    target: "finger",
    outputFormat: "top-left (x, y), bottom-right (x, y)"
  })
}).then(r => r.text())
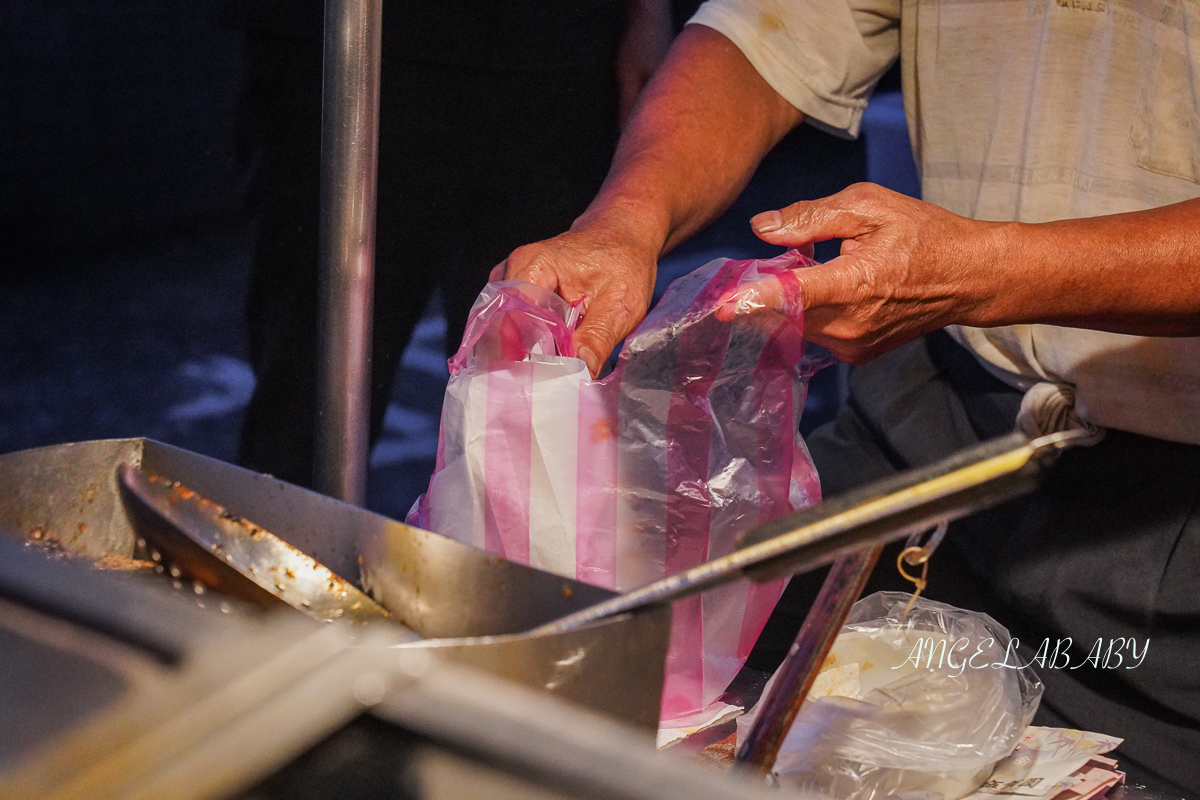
top-left (790, 259), bottom-right (853, 310)
top-left (714, 274), bottom-right (797, 323)
top-left (489, 260), bottom-right (508, 282)
top-left (714, 258), bottom-right (854, 321)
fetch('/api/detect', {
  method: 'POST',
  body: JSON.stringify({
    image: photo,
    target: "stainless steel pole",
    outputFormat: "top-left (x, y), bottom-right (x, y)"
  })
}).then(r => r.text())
top-left (734, 547), bottom-right (880, 771)
top-left (315, 0), bottom-right (382, 504)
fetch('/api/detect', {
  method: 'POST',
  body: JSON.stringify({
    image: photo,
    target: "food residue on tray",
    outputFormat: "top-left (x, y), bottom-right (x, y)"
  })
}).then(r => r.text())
top-left (23, 528), bottom-right (155, 571)
top-left (93, 553), bottom-right (157, 571)
top-left (24, 528), bottom-right (71, 560)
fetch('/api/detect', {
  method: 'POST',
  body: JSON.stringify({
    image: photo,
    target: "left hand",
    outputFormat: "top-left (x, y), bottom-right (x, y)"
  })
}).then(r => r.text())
top-left (717, 183), bottom-right (1005, 364)
top-left (490, 215), bottom-right (660, 377)
top-left (616, 0), bottom-right (674, 128)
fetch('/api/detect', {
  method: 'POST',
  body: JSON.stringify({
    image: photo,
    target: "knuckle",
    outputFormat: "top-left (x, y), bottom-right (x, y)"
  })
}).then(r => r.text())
top-left (505, 243), bottom-right (541, 274)
top-left (509, 239), bottom-right (576, 286)
top-left (858, 181), bottom-right (886, 199)
top-left (843, 182), bottom-right (872, 201)
top-left (779, 199), bottom-right (811, 223)
top-left (843, 182), bottom-right (890, 213)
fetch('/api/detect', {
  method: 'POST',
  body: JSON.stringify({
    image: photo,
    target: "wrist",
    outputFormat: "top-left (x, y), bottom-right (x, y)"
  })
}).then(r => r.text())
top-left (571, 193), bottom-right (672, 260)
top-left (956, 218), bottom-right (1028, 328)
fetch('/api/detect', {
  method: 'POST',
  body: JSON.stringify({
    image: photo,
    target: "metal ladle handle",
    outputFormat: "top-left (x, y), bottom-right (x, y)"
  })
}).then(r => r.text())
top-left (531, 430), bottom-right (1086, 636)
top-left (735, 427), bottom-right (1092, 772)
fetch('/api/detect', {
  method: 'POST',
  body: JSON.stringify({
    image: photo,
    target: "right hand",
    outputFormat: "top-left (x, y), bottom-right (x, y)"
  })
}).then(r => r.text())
top-left (493, 224), bottom-right (658, 377)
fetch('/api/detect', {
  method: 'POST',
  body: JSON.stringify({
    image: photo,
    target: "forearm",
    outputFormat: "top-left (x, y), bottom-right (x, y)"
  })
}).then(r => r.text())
top-left (498, 24), bottom-right (803, 371)
top-left (576, 24), bottom-right (803, 257)
top-left (981, 199), bottom-right (1200, 336)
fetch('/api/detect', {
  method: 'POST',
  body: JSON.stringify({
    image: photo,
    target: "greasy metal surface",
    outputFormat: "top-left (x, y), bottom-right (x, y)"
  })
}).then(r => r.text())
top-left (533, 431), bottom-right (1067, 635)
top-left (0, 438), bottom-right (145, 560)
top-left (411, 610), bottom-right (669, 732)
top-left (5, 616), bottom-right (362, 800)
top-left (359, 508), bottom-right (671, 730)
top-left (359, 520), bottom-right (616, 639)
top-left (118, 465), bottom-right (400, 628)
top-left (0, 439), bottom-right (668, 729)
top-left (372, 658), bottom-right (780, 800)
top-left (5, 617), bottom-right (754, 800)
top-left (735, 546), bottom-right (881, 771)
top-left (315, 0), bottom-right (383, 505)
top-left (0, 535), bottom-right (236, 776)
top-left (0, 603), bottom-right (137, 772)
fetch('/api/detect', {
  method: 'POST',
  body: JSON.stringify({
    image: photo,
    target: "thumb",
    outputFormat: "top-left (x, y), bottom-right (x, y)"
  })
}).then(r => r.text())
top-left (750, 194), bottom-right (876, 248)
top-left (571, 291), bottom-right (642, 377)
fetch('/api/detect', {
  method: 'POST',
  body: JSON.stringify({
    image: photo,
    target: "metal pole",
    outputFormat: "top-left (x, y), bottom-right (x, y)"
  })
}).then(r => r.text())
top-left (734, 547), bottom-right (881, 772)
top-left (315, 0), bottom-right (382, 503)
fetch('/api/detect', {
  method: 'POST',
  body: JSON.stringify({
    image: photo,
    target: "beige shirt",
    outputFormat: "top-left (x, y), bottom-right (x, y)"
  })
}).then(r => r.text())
top-left (692, 0), bottom-right (1200, 444)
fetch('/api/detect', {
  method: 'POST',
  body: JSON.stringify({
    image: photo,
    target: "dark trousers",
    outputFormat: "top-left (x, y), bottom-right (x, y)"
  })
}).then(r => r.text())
top-left (755, 331), bottom-right (1200, 795)
top-left (237, 30), bottom-right (619, 488)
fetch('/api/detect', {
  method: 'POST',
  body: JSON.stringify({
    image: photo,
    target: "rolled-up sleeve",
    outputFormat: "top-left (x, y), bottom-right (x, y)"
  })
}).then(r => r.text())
top-left (690, 0), bottom-right (900, 137)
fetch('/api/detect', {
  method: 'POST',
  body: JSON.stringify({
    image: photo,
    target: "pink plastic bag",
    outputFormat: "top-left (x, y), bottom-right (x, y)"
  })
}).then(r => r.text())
top-left (409, 250), bottom-right (827, 722)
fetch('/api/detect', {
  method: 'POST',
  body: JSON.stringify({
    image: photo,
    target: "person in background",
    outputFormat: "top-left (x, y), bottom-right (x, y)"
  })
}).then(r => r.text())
top-left (229, 0), bottom-right (673, 489)
top-left (497, 2), bottom-right (1200, 793)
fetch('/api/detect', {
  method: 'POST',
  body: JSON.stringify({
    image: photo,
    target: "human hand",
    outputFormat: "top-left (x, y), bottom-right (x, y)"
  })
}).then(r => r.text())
top-left (492, 223), bottom-right (658, 377)
top-left (615, 0), bottom-right (674, 127)
top-left (717, 183), bottom-right (1004, 363)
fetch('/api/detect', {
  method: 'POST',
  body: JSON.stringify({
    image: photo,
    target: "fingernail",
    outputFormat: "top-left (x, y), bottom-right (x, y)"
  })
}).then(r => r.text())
top-left (578, 346), bottom-right (600, 376)
top-left (751, 210), bottom-right (782, 234)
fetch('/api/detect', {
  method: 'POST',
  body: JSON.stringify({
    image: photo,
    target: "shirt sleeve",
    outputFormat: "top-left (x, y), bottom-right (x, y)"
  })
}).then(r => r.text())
top-left (689, 0), bottom-right (900, 137)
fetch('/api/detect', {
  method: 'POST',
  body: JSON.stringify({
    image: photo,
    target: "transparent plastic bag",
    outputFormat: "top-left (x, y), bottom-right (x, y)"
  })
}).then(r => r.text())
top-left (409, 250), bottom-right (829, 722)
top-left (737, 592), bottom-right (1044, 800)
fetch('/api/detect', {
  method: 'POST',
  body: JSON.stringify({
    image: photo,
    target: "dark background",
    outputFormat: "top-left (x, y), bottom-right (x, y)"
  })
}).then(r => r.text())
top-left (0, 1), bottom-right (916, 521)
